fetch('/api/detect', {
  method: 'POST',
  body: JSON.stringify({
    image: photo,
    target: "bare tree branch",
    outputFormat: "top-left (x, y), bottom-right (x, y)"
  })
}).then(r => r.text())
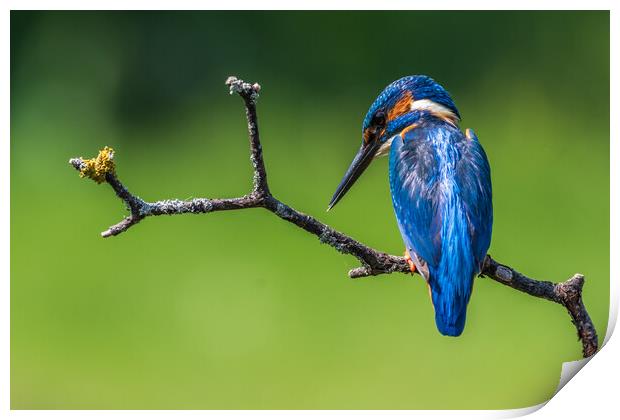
top-left (69, 76), bottom-right (599, 358)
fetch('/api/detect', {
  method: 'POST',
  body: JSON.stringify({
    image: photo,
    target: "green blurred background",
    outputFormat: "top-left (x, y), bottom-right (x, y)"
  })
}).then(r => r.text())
top-left (10, 11), bottom-right (609, 409)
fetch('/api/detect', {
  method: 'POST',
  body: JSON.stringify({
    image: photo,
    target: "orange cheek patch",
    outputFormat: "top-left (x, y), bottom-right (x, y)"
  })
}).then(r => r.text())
top-left (387, 91), bottom-right (413, 121)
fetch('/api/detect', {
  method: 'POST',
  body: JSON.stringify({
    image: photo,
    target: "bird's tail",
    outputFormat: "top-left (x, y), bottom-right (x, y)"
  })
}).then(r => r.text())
top-left (429, 193), bottom-right (477, 337)
top-left (431, 284), bottom-right (472, 337)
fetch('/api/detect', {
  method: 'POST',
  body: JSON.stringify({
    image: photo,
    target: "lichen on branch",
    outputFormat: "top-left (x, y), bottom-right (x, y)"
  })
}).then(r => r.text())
top-left (75, 146), bottom-right (116, 184)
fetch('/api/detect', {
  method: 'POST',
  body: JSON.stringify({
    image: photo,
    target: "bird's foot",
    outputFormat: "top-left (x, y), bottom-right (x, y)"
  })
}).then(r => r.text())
top-left (404, 249), bottom-right (417, 273)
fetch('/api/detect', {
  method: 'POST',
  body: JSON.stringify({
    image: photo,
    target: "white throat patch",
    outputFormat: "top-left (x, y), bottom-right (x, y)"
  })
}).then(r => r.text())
top-left (410, 99), bottom-right (459, 125)
top-left (375, 134), bottom-right (397, 158)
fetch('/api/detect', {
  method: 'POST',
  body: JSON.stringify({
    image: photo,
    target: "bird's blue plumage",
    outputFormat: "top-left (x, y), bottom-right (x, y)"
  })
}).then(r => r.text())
top-left (389, 118), bottom-right (492, 336)
top-left (330, 75), bottom-right (492, 337)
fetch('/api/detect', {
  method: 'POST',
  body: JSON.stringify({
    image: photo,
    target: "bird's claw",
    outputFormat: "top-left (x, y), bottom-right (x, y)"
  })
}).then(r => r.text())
top-left (404, 249), bottom-right (417, 273)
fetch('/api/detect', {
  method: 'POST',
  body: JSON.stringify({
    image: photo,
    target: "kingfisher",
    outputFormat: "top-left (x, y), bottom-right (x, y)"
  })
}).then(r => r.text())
top-left (328, 76), bottom-right (493, 336)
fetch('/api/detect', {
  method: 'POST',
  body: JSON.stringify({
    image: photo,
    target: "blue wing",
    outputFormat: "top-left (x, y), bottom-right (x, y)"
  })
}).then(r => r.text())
top-left (389, 127), bottom-right (442, 273)
top-left (457, 129), bottom-right (493, 270)
top-left (389, 123), bottom-right (492, 336)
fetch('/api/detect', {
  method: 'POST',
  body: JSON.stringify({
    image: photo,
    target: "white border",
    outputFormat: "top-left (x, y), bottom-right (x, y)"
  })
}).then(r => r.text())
top-left (3, 1), bottom-right (617, 419)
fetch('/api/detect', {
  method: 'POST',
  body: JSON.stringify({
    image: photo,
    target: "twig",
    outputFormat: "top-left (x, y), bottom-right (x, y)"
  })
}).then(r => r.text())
top-left (69, 76), bottom-right (598, 358)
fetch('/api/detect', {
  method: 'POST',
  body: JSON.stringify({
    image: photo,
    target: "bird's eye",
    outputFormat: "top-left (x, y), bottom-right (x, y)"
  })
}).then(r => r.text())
top-left (373, 111), bottom-right (386, 127)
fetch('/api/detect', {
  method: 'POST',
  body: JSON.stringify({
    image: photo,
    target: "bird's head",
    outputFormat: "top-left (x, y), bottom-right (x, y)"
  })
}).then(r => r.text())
top-left (328, 75), bottom-right (460, 210)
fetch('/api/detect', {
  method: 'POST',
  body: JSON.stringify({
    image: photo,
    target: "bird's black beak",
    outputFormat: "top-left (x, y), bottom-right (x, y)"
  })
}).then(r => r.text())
top-left (328, 141), bottom-right (380, 211)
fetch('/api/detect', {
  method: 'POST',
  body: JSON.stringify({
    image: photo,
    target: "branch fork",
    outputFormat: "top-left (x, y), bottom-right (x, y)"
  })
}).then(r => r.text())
top-left (69, 76), bottom-right (599, 358)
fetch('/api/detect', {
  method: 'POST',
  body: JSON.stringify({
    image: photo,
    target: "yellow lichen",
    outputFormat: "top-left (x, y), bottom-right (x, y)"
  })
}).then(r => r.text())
top-left (79, 146), bottom-right (116, 184)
